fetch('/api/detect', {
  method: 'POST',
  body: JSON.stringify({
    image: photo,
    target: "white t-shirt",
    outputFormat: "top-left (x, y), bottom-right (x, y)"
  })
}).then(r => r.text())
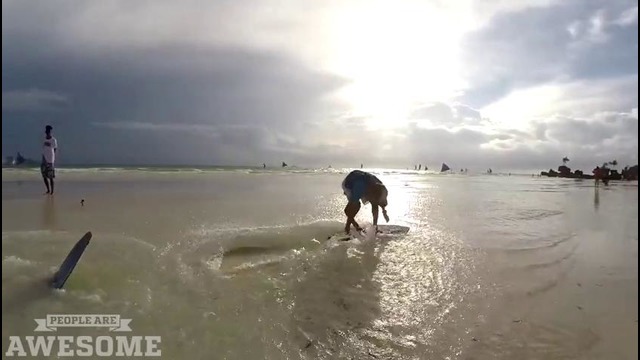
top-left (42, 136), bottom-right (58, 164)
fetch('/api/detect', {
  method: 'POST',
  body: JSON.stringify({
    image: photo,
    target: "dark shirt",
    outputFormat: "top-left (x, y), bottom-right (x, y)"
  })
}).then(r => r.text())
top-left (343, 170), bottom-right (382, 189)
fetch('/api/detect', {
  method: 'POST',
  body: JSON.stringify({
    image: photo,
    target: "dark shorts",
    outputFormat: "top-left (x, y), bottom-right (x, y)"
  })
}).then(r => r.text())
top-left (41, 161), bottom-right (55, 179)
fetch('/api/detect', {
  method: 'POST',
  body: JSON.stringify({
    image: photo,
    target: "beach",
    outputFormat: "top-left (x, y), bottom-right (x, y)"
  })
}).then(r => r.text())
top-left (2, 167), bottom-right (638, 359)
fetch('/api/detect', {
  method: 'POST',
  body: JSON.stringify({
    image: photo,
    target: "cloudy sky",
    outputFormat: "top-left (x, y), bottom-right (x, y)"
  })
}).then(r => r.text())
top-left (2, 0), bottom-right (637, 170)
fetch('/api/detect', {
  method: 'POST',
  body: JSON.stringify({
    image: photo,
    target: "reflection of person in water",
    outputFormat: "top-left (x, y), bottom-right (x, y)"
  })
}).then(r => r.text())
top-left (290, 233), bottom-right (385, 354)
top-left (42, 197), bottom-right (57, 229)
top-left (594, 186), bottom-right (600, 210)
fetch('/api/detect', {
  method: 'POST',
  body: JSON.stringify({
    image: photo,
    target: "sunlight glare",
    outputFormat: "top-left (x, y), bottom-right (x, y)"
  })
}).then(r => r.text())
top-left (326, 1), bottom-right (470, 129)
top-left (480, 85), bottom-right (563, 130)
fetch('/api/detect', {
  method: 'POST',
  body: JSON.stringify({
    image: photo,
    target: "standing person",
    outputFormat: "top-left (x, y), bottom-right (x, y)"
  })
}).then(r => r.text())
top-left (41, 125), bottom-right (58, 195)
top-left (341, 170), bottom-right (390, 234)
top-left (593, 166), bottom-right (602, 187)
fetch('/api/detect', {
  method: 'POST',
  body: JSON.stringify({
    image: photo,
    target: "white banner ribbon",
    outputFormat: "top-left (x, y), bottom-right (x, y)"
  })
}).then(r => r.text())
top-left (110, 318), bottom-right (132, 332)
top-left (34, 315), bottom-right (133, 332)
top-left (34, 319), bottom-right (55, 332)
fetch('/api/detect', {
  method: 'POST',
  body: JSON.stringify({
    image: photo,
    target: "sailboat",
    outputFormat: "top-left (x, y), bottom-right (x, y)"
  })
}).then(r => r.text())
top-left (440, 163), bottom-right (450, 172)
top-left (15, 152), bottom-right (25, 165)
top-left (4, 152), bottom-right (36, 167)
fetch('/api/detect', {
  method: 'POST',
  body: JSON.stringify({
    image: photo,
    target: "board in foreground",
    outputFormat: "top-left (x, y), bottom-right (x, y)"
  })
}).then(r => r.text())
top-left (51, 232), bottom-right (92, 289)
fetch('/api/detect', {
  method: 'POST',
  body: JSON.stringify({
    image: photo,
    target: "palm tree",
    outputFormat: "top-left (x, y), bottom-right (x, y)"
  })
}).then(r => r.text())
top-left (562, 157), bottom-right (570, 165)
top-left (609, 160), bottom-right (618, 169)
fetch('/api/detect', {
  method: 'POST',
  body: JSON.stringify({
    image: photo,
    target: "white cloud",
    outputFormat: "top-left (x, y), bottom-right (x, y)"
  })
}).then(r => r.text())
top-left (2, 88), bottom-right (68, 112)
top-left (468, 0), bottom-right (560, 27)
top-left (614, 6), bottom-right (638, 26)
top-left (587, 9), bottom-right (609, 43)
top-left (568, 5), bottom-right (638, 49)
top-left (92, 121), bottom-right (217, 134)
top-left (480, 75), bottom-right (637, 129)
top-left (567, 20), bottom-right (582, 38)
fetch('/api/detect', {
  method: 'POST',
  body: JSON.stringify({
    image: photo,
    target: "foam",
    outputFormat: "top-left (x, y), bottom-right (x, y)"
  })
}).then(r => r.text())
top-left (2, 255), bottom-right (34, 267)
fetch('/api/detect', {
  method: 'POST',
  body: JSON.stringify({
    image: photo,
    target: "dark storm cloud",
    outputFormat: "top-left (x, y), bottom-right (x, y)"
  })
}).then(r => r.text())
top-left (2, 1), bottom-right (346, 165)
top-left (460, 0), bottom-right (638, 108)
top-left (544, 113), bottom-right (638, 145)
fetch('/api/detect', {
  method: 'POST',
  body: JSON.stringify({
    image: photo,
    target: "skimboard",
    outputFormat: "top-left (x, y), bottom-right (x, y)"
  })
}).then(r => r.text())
top-left (327, 225), bottom-right (410, 242)
top-left (51, 232), bottom-right (92, 289)
top-left (376, 224), bottom-right (411, 235)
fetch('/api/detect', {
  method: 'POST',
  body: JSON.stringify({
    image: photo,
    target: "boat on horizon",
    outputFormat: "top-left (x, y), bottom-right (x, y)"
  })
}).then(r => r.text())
top-left (2, 152), bottom-right (38, 167)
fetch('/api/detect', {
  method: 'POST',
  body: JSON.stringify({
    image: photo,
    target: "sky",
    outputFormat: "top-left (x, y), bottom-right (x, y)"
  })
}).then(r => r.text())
top-left (2, 0), bottom-right (638, 171)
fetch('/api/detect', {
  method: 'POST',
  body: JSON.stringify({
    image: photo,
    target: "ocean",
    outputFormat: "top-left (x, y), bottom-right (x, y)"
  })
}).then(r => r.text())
top-left (2, 167), bottom-right (638, 359)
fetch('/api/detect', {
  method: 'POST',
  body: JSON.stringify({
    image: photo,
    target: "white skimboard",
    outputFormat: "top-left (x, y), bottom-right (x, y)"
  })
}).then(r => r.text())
top-left (327, 225), bottom-right (410, 242)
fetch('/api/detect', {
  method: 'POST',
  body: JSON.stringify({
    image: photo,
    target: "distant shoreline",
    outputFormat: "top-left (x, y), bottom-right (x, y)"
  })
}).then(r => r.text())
top-left (1, 165), bottom-right (596, 178)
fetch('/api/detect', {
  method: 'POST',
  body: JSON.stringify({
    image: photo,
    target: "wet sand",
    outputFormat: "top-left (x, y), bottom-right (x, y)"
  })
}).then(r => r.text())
top-left (2, 169), bottom-right (637, 359)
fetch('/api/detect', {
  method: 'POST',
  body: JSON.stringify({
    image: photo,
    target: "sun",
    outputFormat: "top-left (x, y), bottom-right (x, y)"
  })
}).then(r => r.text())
top-left (325, 0), bottom-right (470, 129)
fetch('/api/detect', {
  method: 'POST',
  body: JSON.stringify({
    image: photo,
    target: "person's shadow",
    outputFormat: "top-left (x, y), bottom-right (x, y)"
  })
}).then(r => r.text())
top-left (289, 232), bottom-right (387, 358)
top-left (42, 196), bottom-right (57, 230)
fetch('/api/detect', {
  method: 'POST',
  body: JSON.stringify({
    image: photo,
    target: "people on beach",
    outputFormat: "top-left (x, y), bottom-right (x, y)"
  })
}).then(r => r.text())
top-left (341, 170), bottom-right (390, 234)
top-left (592, 166), bottom-right (610, 186)
top-left (593, 166), bottom-right (601, 186)
top-left (41, 125), bottom-right (58, 195)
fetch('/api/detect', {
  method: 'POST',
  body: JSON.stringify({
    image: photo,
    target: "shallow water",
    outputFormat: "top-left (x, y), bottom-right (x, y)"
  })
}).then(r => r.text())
top-left (2, 169), bottom-right (638, 359)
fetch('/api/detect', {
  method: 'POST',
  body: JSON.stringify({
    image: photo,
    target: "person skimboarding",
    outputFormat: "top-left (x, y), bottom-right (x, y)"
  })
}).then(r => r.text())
top-left (341, 170), bottom-right (389, 234)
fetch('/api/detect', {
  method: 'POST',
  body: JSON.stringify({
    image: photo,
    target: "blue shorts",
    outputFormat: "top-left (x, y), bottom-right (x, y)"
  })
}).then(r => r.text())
top-left (342, 178), bottom-right (367, 204)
